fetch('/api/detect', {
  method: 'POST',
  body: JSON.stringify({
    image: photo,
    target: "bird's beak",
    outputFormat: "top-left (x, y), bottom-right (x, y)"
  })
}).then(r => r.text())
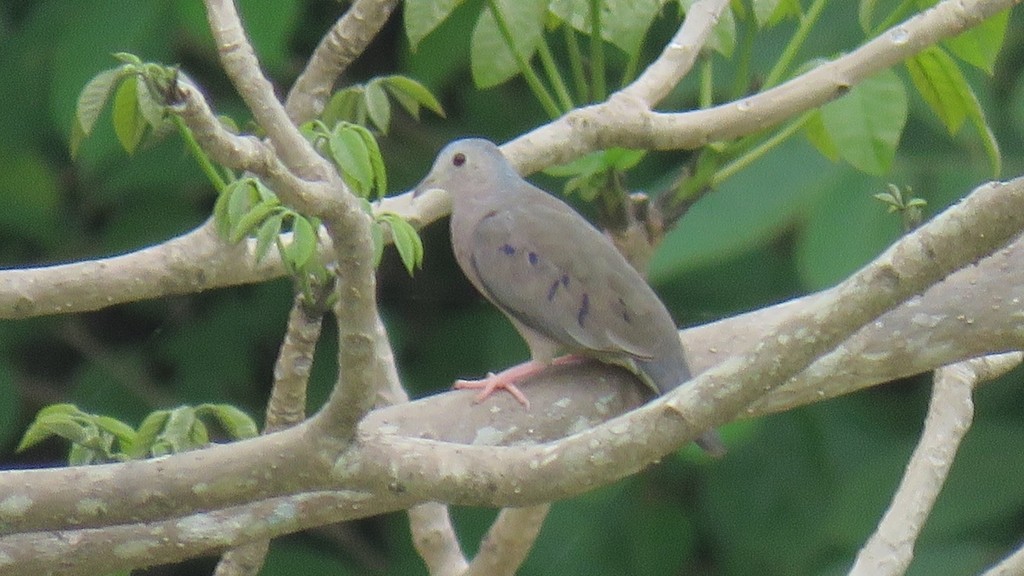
top-left (412, 175), bottom-right (442, 199)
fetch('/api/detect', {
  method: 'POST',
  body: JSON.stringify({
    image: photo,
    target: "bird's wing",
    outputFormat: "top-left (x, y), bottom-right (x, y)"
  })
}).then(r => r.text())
top-left (468, 199), bottom-right (671, 361)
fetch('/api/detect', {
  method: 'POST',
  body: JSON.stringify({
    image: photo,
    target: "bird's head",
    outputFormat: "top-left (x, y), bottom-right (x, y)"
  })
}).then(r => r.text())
top-left (412, 138), bottom-right (512, 202)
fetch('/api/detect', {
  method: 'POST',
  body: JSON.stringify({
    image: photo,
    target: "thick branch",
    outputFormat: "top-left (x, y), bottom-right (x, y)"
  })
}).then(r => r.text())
top-left (344, 176), bottom-right (1024, 507)
top-left (0, 491), bottom-right (405, 576)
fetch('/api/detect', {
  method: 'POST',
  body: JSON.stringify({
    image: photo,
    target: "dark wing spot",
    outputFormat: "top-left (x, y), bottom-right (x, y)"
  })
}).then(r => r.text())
top-left (528, 252), bottom-right (540, 266)
top-left (619, 297), bottom-right (632, 324)
top-left (499, 244), bottom-right (516, 255)
top-left (561, 274), bottom-right (570, 288)
top-left (577, 294), bottom-right (590, 327)
top-left (547, 279), bottom-right (560, 301)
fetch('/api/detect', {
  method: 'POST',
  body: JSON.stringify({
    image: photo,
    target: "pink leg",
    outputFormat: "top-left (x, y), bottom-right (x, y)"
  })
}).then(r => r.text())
top-left (454, 355), bottom-right (586, 409)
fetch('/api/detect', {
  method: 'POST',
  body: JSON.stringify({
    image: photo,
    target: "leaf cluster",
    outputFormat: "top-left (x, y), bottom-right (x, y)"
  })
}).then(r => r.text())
top-left (17, 403), bottom-right (257, 465)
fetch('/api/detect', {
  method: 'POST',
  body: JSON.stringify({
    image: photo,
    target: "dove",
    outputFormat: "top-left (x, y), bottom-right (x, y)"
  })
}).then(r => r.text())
top-left (414, 138), bottom-right (723, 455)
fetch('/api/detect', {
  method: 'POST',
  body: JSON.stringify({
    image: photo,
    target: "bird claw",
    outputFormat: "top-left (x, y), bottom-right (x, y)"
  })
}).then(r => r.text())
top-left (454, 368), bottom-right (534, 409)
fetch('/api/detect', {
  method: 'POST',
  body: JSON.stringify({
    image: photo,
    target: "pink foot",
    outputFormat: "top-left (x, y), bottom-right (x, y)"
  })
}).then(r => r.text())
top-left (454, 355), bottom-right (586, 409)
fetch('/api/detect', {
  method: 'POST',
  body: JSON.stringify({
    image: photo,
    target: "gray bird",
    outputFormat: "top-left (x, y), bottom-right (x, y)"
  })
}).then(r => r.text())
top-left (414, 138), bottom-right (723, 455)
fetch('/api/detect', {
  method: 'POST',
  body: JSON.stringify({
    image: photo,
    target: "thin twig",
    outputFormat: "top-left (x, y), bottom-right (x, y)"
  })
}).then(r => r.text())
top-left (619, 0), bottom-right (729, 106)
top-left (463, 505), bottom-right (552, 576)
top-left (215, 295), bottom-right (324, 576)
top-left (202, 0), bottom-right (332, 181)
top-left (285, 0), bottom-right (401, 123)
top-left (849, 352), bottom-right (1022, 576)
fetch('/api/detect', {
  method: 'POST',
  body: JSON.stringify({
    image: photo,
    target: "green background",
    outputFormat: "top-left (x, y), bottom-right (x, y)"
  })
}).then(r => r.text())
top-left (2, 1), bottom-right (1024, 574)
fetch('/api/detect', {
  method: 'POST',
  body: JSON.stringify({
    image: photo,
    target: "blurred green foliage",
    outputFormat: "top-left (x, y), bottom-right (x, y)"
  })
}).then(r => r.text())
top-left (1, 0), bottom-right (1024, 575)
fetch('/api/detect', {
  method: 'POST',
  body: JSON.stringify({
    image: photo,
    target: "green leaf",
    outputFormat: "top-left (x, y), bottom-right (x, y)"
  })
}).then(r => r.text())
top-left (133, 410), bottom-right (170, 458)
top-left (17, 404), bottom-right (80, 451)
top-left (226, 180), bottom-right (260, 238)
top-left (364, 79), bottom-right (392, 134)
top-left (329, 126), bottom-right (374, 196)
top-left (471, 0), bottom-right (548, 88)
top-left (213, 181), bottom-right (240, 239)
top-left (162, 406), bottom-right (199, 453)
top-left (112, 75), bottom-right (147, 154)
top-left (858, 0), bottom-right (878, 32)
top-left (405, 0), bottom-right (465, 49)
top-left (135, 75), bottom-right (167, 129)
top-left (196, 404), bottom-right (259, 440)
top-left (255, 212), bottom-right (285, 263)
top-left (751, 0), bottom-right (799, 27)
top-left (550, 0), bottom-right (663, 58)
top-left (803, 110), bottom-right (840, 162)
top-left (33, 415), bottom-right (92, 448)
top-left (380, 213), bottom-right (423, 275)
top-left (112, 52), bottom-right (143, 66)
top-left (943, 8), bottom-right (1009, 74)
top-left (820, 69), bottom-right (907, 176)
top-left (370, 222), bottom-right (385, 268)
top-left (906, 46), bottom-right (969, 135)
top-left (322, 87), bottom-right (364, 127)
top-left (229, 198), bottom-right (281, 243)
top-left (678, 0), bottom-right (736, 57)
top-left (963, 85), bottom-right (1001, 177)
top-left (355, 126), bottom-right (388, 199)
top-left (286, 216), bottom-right (318, 269)
top-left (189, 419), bottom-right (210, 447)
top-left (76, 67), bottom-right (123, 137)
top-left (93, 415), bottom-right (137, 452)
top-left (383, 75), bottom-right (445, 118)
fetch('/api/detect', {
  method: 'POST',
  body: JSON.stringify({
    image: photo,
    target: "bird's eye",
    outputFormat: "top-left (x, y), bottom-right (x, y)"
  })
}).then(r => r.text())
top-left (452, 153), bottom-right (466, 167)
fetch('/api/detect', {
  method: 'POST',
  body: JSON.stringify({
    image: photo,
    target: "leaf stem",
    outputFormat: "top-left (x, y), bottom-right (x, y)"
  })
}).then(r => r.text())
top-left (589, 0), bottom-right (606, 101)
top-left (536, 38), bottom-right (574, 111)
top-left (872, 0), bottom-right (918, 36)
top-left (564, 25), bottom-right (590, 102)
top-left (712, 112), bottom-right (812, 186)
top-left (173, 115), bottom-right (227, 192)
top-left (763, 0), bottom-right (828, 89)
top-left (699, 57), bottom-right (714, 109)
top-left (486, 0), bottom-right (561, 118)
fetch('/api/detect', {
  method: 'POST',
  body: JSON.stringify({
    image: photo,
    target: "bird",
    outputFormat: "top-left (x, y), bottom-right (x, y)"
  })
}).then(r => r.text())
top-left (413, 138), bottom-right (723, 455)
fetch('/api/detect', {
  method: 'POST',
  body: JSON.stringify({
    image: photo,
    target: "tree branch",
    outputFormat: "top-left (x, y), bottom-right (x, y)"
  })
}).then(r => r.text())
top-left (505, 0), bottom-right (1018, 174)
top-left (463, 505), bottom-right (551, 576)
top-left (618, 0), bottom-right (730, 106)
top-left (203, 0), bottom-right (332, 182)
top-left (0, 490), bottom-right (406, 576)
top-left (849, 353), bottom-right (1022, 576)
top-left (346, 175), bottom-right (1024, 507)
top-left (285, 0), bottom-right (401, 123)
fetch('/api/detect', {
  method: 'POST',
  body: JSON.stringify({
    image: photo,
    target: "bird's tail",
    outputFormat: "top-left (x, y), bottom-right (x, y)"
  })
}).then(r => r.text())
top-left (696, 430), bottom-right (727, 458)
